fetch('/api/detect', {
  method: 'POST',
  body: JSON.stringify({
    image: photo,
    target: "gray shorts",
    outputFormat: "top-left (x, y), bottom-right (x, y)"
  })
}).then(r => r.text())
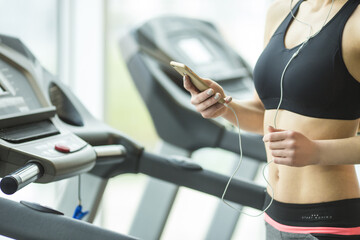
top-left (265, 222), bottom-right (318, 240)
top-left (265, 219), bottom-right (360, 240)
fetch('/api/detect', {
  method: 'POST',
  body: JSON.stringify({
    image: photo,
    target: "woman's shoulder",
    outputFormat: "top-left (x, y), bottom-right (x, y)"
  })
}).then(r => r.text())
top-left (264, 0), bottom-right (297, 45)
top-left (266, 0), bottom-right (296, 19)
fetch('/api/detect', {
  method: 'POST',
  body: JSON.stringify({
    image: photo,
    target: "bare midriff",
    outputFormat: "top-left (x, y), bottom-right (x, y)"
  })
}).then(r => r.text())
top-left (264, 109), bottom-right (360, 204)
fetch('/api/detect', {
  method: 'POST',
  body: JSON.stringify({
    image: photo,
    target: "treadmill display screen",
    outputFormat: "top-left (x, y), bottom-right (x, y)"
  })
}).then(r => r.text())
top-left (177, 38), bottom-right (213, 65)
top-left (0, 57), bottom-right (42, 117)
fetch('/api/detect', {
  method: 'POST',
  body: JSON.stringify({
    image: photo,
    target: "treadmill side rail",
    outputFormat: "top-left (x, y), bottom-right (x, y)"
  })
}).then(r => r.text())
top-left (139, 151), bottom-right (266, 210)
top-left (0, 197), bottom-right (139, 240)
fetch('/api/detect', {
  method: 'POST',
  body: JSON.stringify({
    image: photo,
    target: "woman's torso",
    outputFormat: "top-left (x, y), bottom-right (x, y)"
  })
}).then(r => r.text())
top-left (264, 110), bottom-right (360, 203)
top-left (254, 0), bottom-right (360, 203)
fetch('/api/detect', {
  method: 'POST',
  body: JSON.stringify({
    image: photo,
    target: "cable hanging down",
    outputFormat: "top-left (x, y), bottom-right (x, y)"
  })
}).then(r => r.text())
top-left (221, 103), bottom-right (274, 217)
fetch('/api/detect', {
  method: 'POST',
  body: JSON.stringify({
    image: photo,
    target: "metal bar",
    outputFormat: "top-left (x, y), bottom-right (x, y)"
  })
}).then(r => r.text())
top-left (0, 162), bottom-right (43, 195)
top-left (93, 145), bottom-right (126, 157)
top-left (138, 151), bottom-right (266, 210)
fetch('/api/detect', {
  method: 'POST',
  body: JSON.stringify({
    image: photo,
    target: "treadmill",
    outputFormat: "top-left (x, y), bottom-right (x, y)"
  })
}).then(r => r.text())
top-left (120, 16), bottom-right (265, 157)
top-left (120, 16), bottom-right (266, 239)
top-left (0, 34), bottom-right (265, 240)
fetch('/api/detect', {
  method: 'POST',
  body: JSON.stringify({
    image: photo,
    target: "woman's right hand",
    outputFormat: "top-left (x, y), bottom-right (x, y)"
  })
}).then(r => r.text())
top-left (183, 75), bottom-right (232, 119)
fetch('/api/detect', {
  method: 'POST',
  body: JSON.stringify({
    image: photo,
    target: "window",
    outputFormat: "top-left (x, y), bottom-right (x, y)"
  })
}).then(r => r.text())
top-left (0, 0), bottom-right (58, 74)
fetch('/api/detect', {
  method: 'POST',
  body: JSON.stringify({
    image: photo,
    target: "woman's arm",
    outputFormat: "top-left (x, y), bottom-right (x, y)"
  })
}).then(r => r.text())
top-left (221, 93), bottom-right (265, 134)
top-left (263, 126), bottom-right (360, 166)
top-left (315, 136), bottom-right (360, 165)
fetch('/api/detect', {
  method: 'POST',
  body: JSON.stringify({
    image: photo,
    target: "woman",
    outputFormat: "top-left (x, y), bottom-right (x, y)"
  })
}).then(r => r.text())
top-left (183, 0), bottom-right (360, 239)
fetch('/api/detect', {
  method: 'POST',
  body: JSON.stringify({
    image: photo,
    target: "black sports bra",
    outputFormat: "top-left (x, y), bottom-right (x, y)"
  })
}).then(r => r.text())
top-left (253, 0), bottom-right (360, 120)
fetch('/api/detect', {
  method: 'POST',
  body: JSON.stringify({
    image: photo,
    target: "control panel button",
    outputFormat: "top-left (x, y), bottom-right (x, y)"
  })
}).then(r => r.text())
top-left (18, 133), bottom-right (88, 158)
top-left (55, 144), bottom-right (70, 153)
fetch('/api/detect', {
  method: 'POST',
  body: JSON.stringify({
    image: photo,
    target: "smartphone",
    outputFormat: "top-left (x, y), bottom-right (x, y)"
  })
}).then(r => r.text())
top-left (170, 61), bottom-right (224, 103)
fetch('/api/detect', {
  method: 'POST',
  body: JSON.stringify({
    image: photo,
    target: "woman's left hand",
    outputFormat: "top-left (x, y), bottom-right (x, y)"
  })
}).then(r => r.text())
top-left (262, 126), bottom-right (320, 167)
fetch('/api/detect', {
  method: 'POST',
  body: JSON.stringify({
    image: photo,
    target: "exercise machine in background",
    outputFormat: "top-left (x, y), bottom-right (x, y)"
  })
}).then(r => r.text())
top-left (0, 33), bottom-right (265, 240)
top-left (120, 16), bottom-right (266, 239)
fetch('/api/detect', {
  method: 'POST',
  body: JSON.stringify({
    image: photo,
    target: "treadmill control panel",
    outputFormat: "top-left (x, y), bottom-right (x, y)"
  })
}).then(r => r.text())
top-left (0, 34), bottom-right (96, 186)
top-left (137, 16), bottom-right (254, 100)
top-left (21, 134), bottom-right (87, 157)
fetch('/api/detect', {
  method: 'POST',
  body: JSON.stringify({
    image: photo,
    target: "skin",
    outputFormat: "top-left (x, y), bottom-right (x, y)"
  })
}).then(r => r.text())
top-left (183, 0), bottom-right (360, 203)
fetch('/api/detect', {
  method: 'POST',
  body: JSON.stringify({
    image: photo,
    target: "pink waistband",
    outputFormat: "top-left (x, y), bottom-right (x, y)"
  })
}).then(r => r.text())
top-left (265, 213), bottom-right (360, 235)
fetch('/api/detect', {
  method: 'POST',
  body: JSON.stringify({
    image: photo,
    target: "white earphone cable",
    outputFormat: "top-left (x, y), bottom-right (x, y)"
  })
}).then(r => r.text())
top-left (221, 103), bottom-right (274, 217)
top-left (275, 0), bottom-right (335, 128)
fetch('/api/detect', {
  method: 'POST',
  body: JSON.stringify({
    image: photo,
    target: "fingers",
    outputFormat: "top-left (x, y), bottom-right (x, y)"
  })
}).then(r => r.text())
top-left (263, 128), bottom-right (306, 167)
top-left (268, 125), bottom-right (285, 132)
top-left (183, 75), bottom-right (218, 104)
top-left (263, 129), bottom-right (295, 142)
top-left (270, 149), bottom-right (295, 158)
top-left (191, 88), bottom-right (215, 105)
top-left (195, 92), bottom-right (220, 112)
top-left (183, 75), bottom-right (218, 103)
top-left (224, 96), bottom-right (232, 104)
top-left (200, 101), bottom-right (226, 118)
top-left (183, 74), bottom-right (230, 105)
top-left (263, 132), bottom-right (286, 142)
top-left (273, 157), bottom-right (291, 166)
top-left (183, 75), bottom-right (232, 118)
top-left (267, 141), bottom-right (286, 150)
top-left (183, 75), bottom-right (199, 95)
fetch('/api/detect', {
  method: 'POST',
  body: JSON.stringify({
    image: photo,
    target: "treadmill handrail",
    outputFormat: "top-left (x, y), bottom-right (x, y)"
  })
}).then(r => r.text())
top-left (0, 197), bottom-right (138, 240)
top-left (93, 145), bottom-right (126, 157)
top-left (138, 151), bottom-right (266, 210)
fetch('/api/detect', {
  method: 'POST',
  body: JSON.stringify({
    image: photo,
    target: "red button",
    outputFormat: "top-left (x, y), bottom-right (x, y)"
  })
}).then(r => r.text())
top-left (55, 144), bottom-right (70, 153)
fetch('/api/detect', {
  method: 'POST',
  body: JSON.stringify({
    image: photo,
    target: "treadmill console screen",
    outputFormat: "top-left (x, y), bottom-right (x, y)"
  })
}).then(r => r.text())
top-left (171, 33), bottom-right (239, 81)
top-left (177, 38), bottom-right (213, 65)
top-left (0, 58), bottom-right (42, 116)
top-left (0, 48), bottom-right (55, 129)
